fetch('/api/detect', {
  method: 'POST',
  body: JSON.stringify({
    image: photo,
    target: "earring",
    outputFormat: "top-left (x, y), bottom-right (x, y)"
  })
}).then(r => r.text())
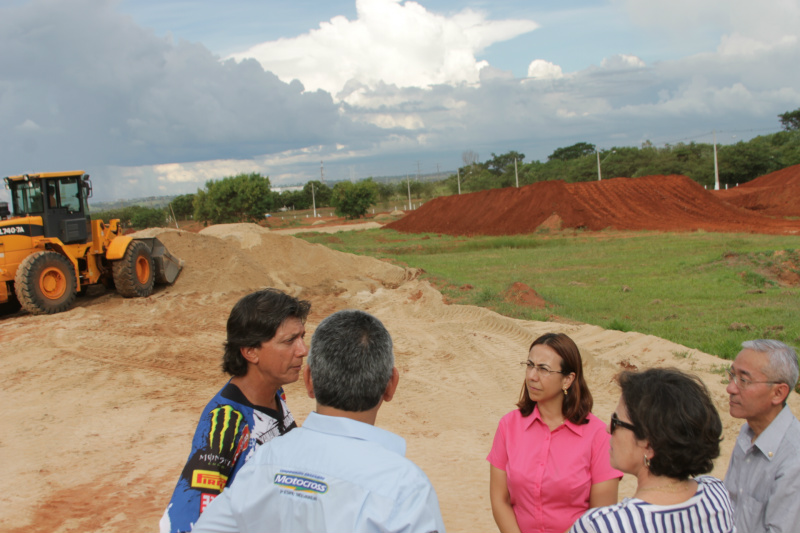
top-left (563, 388), bottom-right (568, 396)
top-left (643, 454), bottom-right (651, 468)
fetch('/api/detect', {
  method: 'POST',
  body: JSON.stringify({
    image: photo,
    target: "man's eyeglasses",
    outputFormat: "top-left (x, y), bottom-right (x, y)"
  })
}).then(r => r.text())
top-left (520, 361), bottom-right (566, 377)
top-left (725, 368), bottom-right (779, 390)
top-left (610, 412), bottom-right (636, 434)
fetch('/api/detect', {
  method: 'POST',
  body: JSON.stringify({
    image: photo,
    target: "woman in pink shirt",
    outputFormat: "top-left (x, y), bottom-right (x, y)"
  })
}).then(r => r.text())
top-left (488, 333), bottom-right (622, 533)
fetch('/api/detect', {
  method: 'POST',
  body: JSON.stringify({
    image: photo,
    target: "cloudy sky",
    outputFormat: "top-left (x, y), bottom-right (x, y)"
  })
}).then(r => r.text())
top-left (1, 0), bottom-right (798, 202)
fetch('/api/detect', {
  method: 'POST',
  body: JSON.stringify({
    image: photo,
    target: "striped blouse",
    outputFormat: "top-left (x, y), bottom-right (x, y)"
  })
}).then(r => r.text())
top-left (569, 476), bottom-right (734, 533)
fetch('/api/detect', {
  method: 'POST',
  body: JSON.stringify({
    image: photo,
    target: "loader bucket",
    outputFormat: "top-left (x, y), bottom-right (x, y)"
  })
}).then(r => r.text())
top-left (133, 237), bottom-right (184, 285)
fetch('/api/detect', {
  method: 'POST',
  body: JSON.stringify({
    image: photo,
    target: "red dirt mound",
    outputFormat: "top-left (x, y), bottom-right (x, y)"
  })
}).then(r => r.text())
top-left (713, 164), bottom-right (800, 217)
top-left (385, 175), bottom-right (800, 236)
top-left (503, 282), bottom-right (547, 309)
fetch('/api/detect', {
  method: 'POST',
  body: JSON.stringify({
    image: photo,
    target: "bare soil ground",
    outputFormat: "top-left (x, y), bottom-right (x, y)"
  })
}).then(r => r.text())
top-left (387, 174), bottom-right (800, 235)
top-left (713, 163), bottom-right (800, 218)
top-left (3, 223), bottom-right (797, 533)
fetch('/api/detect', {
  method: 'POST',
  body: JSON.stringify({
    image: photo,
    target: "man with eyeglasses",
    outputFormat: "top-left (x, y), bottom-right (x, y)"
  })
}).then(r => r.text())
top-left (724, 339), bottom-right (800, 533)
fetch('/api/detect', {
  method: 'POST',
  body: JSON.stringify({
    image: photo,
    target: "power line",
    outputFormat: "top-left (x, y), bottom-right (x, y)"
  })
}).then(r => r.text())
top-left (659, 127), bottom-right (778, 146)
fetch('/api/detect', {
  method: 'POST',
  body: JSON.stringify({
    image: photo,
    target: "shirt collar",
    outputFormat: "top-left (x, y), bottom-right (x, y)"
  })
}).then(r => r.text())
top-left (301, 411), bottom-right (407, 456)
top-left (525, 404), bottom-right (583, 436)
top-left (741, 404), bottom-right (795, 460)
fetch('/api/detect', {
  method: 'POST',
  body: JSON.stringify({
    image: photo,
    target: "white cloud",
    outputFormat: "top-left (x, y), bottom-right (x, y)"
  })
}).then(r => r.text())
top-left (16, 119), bottom-right (40, 131)
top-left (601, 54), bottom-right (645, 69)
top-left (618, 0), bottom-right (800, 51)
top-left (228, 0), bottom-right (538, 96)
top-left (717, 33), bottom-right (798, 56)
top-left (527, 59), bottom-right (564, 79)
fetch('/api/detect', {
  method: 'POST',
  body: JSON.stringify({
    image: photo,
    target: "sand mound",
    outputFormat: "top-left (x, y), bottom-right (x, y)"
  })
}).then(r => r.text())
top-left (143, 226), bottom-right (415, 297)
top-left (2, 224), bottom-right (797, 533)
top-left (714, 163), bottom-right (800, 217)
top-left (386, 175), bottom-right (800, 235)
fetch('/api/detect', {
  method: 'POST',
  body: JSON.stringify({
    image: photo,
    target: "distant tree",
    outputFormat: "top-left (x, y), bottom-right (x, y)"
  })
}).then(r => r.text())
top-left (129, 206), bottom-right (168, 228)
top-left (548, 142), bottom-right (596, 162)
top-left (462, 150), bottom-right (480, 167)
top-left (719, 141), bottom-right (776, 186)
top-left (778, 108), bottom-right (800, 131)
top-left (486, 151), bottom-right (525, 175)
top-left (170, 194), bottom-right (195, 220)
top-left (331, 179), bottom-right (378, 219)
top-left (302, 180), bottom-right (332, 208)
top-left (460, 167), bottom-right (498, 192)
top-left (278, 190), bottom-right (310, 210)
top-left (375, 181), bottom-right (397, 203)
top-left (194, 173), bottom-right (273, 224)
top-left (93, 205), bottom-right (166, 228)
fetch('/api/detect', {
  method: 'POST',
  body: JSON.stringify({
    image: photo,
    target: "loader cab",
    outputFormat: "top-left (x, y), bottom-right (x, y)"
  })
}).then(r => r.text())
top-left (5, 171), bottom-right (92, 244)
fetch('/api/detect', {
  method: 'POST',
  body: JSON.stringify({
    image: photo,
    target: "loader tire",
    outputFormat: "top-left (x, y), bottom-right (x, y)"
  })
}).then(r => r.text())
top-left (14, 251), bottom-right (78, 315)
top-left (112, 240), bottom-right (155, 298)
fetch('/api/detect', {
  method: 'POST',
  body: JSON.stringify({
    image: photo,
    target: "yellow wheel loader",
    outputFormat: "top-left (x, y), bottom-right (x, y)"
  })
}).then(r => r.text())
top-left (0, 171), bottom-right (182, 315)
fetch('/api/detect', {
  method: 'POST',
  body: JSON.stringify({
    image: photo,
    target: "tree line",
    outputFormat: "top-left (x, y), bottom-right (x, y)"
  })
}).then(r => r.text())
top-left (447, 108), bottom-right (800, 194)
top-left (95, 108), bottom-right (800, 228)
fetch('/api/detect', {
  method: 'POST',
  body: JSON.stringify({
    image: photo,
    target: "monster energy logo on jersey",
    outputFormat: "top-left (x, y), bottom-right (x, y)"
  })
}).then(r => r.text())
top-left (208, 405), bottom-right (245, 453)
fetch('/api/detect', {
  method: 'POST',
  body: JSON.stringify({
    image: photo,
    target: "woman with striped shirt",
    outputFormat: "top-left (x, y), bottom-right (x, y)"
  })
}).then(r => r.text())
top-left (569, 368), bottom-right (733, 533)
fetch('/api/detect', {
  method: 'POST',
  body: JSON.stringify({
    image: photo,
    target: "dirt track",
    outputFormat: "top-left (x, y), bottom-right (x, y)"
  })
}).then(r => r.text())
top-left (3, 223), bottom-right (798, 533)
top-left (387, 174), bottom-right (800, 235)
top-left (713, 163), bottom-right (800, 218)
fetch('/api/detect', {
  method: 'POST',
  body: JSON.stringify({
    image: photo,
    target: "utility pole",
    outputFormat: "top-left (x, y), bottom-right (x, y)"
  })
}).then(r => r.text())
top-left (406, 174), bottom-right (411, 210)
top-left (596, 150), bottom-right (602, 181)
top-left (457, 169), bottom-right (461, 194)
top-left (320, 161), bottom-right (325, 184)
top-left (713, 130), bottom-right (720, 191)
top-left (596, 149), bottom-right (615, 181)
top-left (312, 182), bottom-right (317, 218)
top-left (514, 158), bottom-right (519, 188)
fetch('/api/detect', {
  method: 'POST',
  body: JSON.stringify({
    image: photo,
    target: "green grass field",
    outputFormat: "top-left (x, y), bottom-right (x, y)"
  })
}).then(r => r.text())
top-left (296, 228), bottom-right (800, 359)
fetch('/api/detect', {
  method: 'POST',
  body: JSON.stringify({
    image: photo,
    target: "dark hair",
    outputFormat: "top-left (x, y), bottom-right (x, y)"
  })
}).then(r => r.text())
top-left (619, 368), bottom-right (722, 479)
top-left (222, 288), bottom-right (311, 376)
top-left (516, 332), bottom-right (593, 424)
top-left (307, 309), bottom-right (394, 412)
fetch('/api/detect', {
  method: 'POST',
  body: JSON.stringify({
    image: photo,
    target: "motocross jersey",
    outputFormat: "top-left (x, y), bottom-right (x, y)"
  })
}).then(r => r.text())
top-left (159, 382), bottom-right (296, 533)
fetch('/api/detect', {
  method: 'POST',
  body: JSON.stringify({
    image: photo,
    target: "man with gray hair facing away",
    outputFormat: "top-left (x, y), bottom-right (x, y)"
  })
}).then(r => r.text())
top-left (724, 339), bottom-right (800, 533)
top-left (193, 309), bottom-right (445, 533)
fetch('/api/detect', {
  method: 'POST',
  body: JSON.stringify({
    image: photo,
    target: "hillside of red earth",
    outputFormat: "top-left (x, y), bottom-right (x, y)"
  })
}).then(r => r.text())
top-left (386, 174), bottom-right (800, 236)
top-left (713, 163), bottom-right (800, 218)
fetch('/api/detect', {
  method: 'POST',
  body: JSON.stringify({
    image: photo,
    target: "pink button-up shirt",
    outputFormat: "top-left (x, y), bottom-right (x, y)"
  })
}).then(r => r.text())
top-left (487, 407), bottom-right (622, 533)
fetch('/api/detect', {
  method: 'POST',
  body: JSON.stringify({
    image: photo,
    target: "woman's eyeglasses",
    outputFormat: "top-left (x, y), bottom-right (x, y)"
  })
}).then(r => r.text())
top-left (520, 361), bottom-right (566, 377)
top-left (610, 412), bottom-right (636, 434)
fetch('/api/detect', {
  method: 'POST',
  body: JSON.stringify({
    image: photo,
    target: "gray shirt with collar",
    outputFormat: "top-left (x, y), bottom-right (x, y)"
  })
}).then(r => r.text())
top-left (725, 404), bottom-right (800, 533)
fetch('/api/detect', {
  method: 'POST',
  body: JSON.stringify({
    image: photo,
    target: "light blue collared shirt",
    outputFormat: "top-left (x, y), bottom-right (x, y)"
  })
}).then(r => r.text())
top-left (725, 404), bottom-right (800, 533)
top-left (193, 411), bottom-right (445, 533)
